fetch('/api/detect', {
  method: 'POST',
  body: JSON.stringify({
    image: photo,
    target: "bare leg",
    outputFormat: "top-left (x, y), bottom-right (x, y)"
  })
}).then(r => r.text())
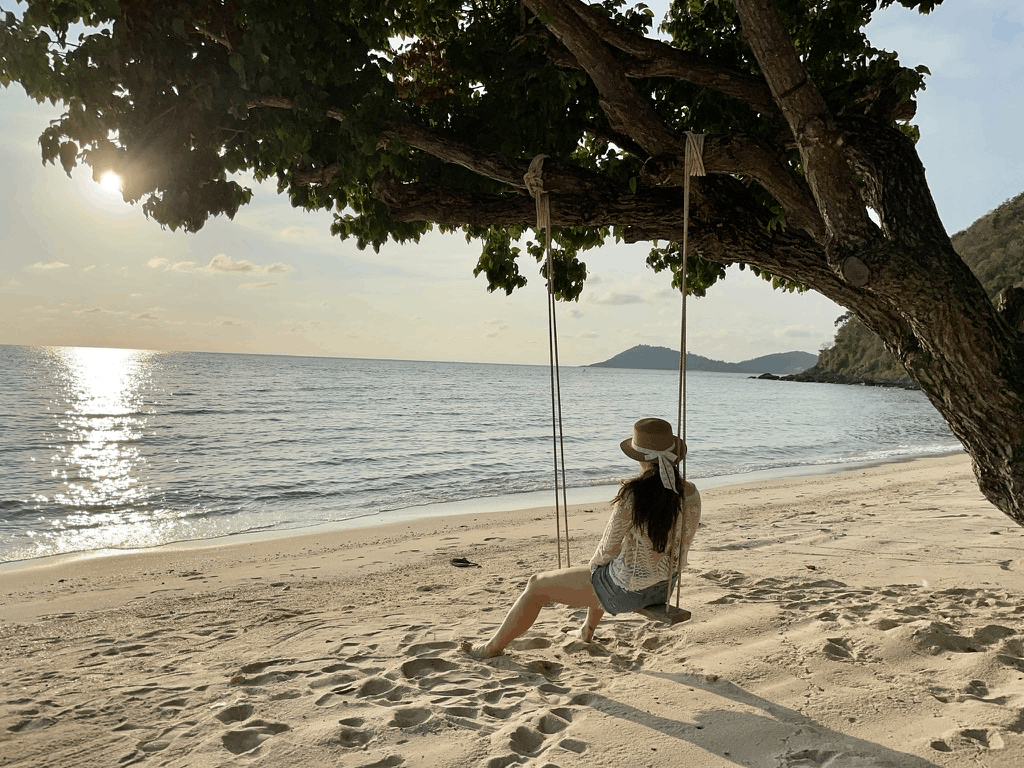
top-left (465, 565), bottom-right (603, 659)
top-left (579, 606), bottom-right (605, 643)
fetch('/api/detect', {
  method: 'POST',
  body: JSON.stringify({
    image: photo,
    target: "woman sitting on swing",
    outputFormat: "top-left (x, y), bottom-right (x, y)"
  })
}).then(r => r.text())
top-left (464, 418), bottom-right (701, 659)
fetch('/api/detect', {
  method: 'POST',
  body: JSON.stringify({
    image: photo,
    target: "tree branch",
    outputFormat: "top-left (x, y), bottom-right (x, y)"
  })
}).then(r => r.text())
top-left (372, 170), bottom-right (683, 232)
top-left (252, 92), bottom-right (824, 244)
top-left (565, 0), bottom-right (779, 118)
top-left (291, 164), bottom-right (341, 187)
top-left (642, 133), bottom-right (824, 240)
top-left (732, 0), bottom-right (879, 278)
top-left (523, 0), bottom-right (681, 158)
top-left (839, 118), bottom-right (948, 245)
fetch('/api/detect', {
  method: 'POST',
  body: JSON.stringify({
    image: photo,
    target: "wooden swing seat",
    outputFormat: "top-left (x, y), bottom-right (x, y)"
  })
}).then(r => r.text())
top-left (636, 604), bottom-right (692, 625)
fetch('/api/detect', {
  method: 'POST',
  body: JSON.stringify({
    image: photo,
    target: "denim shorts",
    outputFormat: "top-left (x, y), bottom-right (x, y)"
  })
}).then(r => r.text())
top-left (590, 563), bottom-right (673, 615)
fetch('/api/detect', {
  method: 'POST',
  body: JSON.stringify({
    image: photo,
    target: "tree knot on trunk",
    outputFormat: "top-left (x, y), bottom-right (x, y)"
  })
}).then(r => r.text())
top-left (827, 238), bottom-right (887, 289)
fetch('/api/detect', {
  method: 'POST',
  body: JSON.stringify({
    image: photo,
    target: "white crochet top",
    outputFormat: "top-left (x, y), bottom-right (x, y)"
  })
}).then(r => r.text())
top-left (589, 481), bottom-right (701, 593)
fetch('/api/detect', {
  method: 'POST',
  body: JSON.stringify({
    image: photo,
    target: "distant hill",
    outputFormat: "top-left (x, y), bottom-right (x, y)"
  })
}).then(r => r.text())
top-left (818, 191), bottom-right (1024, 380)
top-left (590, 344), bottom-right (818, 376)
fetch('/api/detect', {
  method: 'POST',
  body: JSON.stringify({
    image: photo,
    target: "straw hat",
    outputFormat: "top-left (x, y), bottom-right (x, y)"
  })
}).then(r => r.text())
top-left (620, 417), bottom-right (686, 463)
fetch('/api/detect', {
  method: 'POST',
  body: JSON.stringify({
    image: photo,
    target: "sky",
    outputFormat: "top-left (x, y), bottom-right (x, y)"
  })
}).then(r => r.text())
top-left (1, 1), bottom-right (1022, 366)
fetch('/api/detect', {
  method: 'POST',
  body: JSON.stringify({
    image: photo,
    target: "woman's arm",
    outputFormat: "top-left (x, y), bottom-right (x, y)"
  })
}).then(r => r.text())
top-left (589, 496), bottom-right (631, 570)
top-left (676, 483), bottom-right (702, 567)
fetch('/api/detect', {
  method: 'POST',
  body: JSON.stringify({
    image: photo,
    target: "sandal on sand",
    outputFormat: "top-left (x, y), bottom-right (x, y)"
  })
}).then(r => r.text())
top-left (450, 557), bottom-right (481, 568)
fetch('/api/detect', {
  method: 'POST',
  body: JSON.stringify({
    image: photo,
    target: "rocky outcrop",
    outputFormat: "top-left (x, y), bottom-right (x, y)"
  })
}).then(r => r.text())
top-left (755, 366), bottom-right (920, 390)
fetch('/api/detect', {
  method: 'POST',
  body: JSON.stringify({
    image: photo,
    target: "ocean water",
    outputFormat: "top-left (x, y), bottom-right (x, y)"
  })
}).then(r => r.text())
top-left (0, 345), bottom-right (962, 563)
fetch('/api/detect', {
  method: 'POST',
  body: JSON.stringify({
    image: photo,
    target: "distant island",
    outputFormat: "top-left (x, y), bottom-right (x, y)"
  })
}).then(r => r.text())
top-left (589, 344), bottom-right (817, 376)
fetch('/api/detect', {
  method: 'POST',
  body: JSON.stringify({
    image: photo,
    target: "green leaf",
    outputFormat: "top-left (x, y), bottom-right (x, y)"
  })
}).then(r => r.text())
top-left (228, 53), bottom-right (247, 86)
top-left (58, 141), bottom-right (78, 175)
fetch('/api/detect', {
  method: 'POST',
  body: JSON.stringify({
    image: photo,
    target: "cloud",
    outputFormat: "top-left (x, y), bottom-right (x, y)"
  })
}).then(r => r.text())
top-left (774, 326), bottom-right (815, 340)
top-left (147, 257), bottom-right (199, 272)
top-left (212, 317), bottom-right (249, 327)
top-left (149, 254), bottom-right (291, 275)
top-left (26, 261), bottom-right (70, 271)
top-left (484, 320), bottom-right (509, 338)
top-left (73, 306), bottom-right (128, 317)
top-left (278, 226), bottom-right (320, 241)
top-left (590, 292), bottom-right (644, 305)
top-left (202, 253), bottom-right (293, 276)
top-left (241, 281), bottom-right (278, 290)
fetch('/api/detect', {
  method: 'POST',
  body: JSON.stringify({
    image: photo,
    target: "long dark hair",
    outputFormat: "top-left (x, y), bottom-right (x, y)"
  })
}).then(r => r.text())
top-left (613, 465), bottom-right (681, 553)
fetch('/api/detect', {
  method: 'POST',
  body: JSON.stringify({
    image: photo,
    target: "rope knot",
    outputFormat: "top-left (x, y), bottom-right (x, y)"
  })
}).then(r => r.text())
top-left (684, 132), bottom-right (706, 178)
top-left (523, 154), bottom-right (549, 201)
top-left (524, 154), bottom-right (552, 258)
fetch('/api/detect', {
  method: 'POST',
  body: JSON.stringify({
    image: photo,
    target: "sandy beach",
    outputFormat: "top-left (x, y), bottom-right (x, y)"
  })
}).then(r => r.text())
top-left (2, 453), bottom-right (1022, 767)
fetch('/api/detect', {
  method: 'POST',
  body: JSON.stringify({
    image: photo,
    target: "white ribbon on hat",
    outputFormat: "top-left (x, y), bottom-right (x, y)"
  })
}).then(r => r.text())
top-left (631, 441), bottom-right (678, 492)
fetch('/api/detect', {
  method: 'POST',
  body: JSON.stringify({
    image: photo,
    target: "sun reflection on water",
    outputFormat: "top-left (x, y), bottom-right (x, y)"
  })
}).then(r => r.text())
top-left (35, 347), bottom-right (163, 552)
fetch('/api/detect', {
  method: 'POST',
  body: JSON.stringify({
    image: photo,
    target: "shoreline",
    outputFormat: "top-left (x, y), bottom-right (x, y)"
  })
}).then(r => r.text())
top-left (0, 448), bottom-right (967, 573)
top-left (2, 449), bottom-right (1022, 767)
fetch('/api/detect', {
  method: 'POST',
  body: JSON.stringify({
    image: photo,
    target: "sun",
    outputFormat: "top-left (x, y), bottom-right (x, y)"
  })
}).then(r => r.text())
top-left (98, 170), bottom-right (123, 196)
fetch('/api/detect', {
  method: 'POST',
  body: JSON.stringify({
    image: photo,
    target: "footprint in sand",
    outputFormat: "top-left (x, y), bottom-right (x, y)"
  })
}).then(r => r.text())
top-left (400, 657), bottom-right (458, 679)
top-left (508, 724), bottom-right (546, 756)
top-left (559, 737), bottom-right (588, 753)
top-left (483, 687), bottom-right (526, 705)
top-left (405, 641), bottom-right (457, 656)
top-left (509, 636), bottom-right (552, 651)
top-left (356, 756), bottom-right (404, 768)
top-left (489, 707), bottom-right (582, 764)
top-left (483, 704), bottom-right (520, 720)
top-left (444, 705), bottom-right (479, 719)
top-left (390, 707), bottom-right (431, 728)
top-left (221, 720), bottom-right (290, 755)
top-left (6, 716), bottom-right (56, 733)
top-left (485, 755), bottom-right (525, 768)
top-left (334, 719), bottom-right (375, 748)
top-left (214, 703), bottom-right (254, 724)
top-left (822, 637), bottom-right (858, 661)
top-left (524, 659), bottom-right (563, 678)
top-left (537, 712), bottom-right (570, 735)
top-left (931, 727), bottom-right (1006, 753)
top-left (358, 677), bottom-right (394, 697)
top-left (778, 748), bottom-right (841, 766)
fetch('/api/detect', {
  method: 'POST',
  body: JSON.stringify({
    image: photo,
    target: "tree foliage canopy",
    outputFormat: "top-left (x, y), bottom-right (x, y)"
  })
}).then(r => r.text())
top-left (3, 0), bottom-right (933, 299)
top-left (8, 0), bottom-right (1024, 528)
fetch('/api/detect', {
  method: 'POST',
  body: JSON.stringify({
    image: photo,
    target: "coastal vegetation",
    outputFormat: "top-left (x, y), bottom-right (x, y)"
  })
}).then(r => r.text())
top-left (5, 1), bottom-right (1024, 525)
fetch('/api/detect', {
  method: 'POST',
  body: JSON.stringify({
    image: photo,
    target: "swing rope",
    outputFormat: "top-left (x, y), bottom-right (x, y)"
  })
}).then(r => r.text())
top-left (524, 133), bottom-right (704, 607)
top-left (669, 132), bottom-right (705, 613)
top-left (525, 155), bottom-right (571, 569)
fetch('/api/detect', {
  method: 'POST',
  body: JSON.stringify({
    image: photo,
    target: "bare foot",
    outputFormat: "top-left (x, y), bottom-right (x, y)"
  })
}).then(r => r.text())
top-left (460, 640), bottom-right (503, 659)
top-left (565, 625), bottom-right (596, 643)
